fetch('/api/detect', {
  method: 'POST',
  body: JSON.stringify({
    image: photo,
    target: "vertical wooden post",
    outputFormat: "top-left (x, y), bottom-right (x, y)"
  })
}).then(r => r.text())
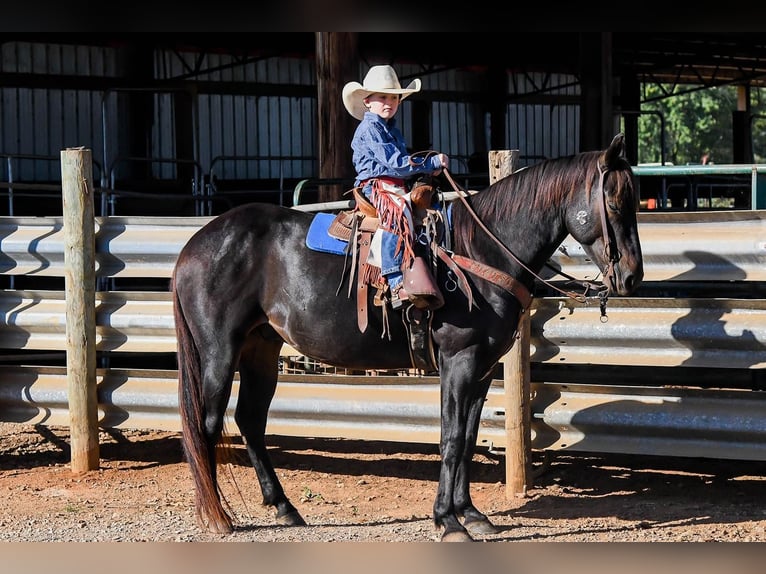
top-left (315, 32), bottom-right (358, 202)
top-left (61, 147), bottom-right (99, 472)
top-left (503, 310), bottom-right (530, 497)
top-left (488, 150), bottom-right (530, 498)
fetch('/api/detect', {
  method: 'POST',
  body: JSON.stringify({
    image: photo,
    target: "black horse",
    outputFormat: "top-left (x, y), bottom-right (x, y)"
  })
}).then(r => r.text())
top-left (172, 133), bottom-right (643, 541)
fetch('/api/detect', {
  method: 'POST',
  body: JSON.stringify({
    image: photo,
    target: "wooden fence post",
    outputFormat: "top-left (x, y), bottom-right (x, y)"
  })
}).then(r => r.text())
top-left (488, 150), bottom-right (530, 498)
top-left (61, 147), bottom-right (99, 472)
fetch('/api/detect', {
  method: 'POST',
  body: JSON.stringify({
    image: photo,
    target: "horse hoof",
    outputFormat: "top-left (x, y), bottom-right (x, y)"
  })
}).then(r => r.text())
top-left (464, 518), bottom-right (500, 536)
top-left (213, 523), bottom-right (234, 535)
top-left (440, 530), bottom-right (474, 542)
top-left (199, 515), bottom-right (233, 535)
top-left (276, 510), bottom-right (306, 526)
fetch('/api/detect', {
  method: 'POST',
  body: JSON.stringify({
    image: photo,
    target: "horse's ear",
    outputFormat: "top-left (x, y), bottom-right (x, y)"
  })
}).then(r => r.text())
top-left (600, 133), bottom-right (626, 169)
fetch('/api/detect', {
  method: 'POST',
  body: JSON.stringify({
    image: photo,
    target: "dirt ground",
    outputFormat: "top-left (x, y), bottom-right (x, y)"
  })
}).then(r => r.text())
top-left (3, 421), bottom-right (766, 545)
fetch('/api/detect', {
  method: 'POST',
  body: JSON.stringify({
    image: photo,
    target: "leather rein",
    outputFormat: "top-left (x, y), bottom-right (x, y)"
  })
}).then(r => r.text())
top-left (440, 164), bottom-right (621, 321)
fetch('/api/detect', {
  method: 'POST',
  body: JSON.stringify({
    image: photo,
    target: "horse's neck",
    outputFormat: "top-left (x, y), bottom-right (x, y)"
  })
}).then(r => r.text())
top-left (454, 200), bottom-right (565, 283)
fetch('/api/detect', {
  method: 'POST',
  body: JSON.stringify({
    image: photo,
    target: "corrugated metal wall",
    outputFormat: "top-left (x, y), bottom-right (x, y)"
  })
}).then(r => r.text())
top-left (0, 40), bottom-right (582, 190)
top-left (158, 51), bottom-right (319, 180)
top-left (0, 41), bottom-right (119, 182)
top-left (507, 72), bottom-right (581, 165)
top-left (422, 63), bottom-right (485, 172)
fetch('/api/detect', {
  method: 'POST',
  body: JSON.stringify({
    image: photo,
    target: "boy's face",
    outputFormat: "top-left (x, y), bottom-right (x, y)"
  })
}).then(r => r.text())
top-left (364, 93), bottom-right (400, 120)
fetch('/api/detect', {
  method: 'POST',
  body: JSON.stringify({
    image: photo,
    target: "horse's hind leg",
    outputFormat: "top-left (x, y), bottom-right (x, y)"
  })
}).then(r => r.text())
top-left (234, 335), bottom-right (306, 527)
top-left (455, 374), bottom-right (500, 537)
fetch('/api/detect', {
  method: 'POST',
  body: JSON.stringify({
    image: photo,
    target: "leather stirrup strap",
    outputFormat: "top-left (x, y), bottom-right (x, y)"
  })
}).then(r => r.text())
top-left (347, 216), bottom-right (361, 299)
top-left (356, 230), bottom-right (373, 333)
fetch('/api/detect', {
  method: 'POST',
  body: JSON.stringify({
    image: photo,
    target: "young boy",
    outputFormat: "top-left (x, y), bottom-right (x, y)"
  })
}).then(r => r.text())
top-left (342, 64), bottom-right (448, 309)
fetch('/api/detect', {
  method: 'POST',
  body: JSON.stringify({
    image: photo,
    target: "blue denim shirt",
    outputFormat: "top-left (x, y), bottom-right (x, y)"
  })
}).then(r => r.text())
top-left (351, 112), bottom-right (442, 186)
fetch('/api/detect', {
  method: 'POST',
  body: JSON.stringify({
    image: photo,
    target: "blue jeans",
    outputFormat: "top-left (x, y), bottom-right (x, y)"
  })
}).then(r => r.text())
top-left (380, 230), bottom-right (404, 288)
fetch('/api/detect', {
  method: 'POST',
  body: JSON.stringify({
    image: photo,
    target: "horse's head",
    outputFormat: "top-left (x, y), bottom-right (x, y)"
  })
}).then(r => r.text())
top-left (566, 133), bottom-right (644, 296)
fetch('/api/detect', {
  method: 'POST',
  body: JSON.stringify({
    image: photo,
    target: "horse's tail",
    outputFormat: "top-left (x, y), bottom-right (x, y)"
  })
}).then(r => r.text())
top-left (173, 272), bottom-right (233, 534)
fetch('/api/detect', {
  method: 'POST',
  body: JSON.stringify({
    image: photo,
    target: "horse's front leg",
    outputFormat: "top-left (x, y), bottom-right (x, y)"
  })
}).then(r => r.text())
top-left (454, 373), bottom-right (500, 537)
top-left (434, 358), bottom-right (475, 542)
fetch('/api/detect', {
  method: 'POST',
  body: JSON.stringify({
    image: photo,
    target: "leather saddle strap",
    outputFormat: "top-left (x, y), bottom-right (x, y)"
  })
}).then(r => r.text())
top-left (347, 216), bottom-right (360, 299)
top-left (449, 252), bottom-right (533, 310)
top-left (356, 230), bottom-right (373, 333)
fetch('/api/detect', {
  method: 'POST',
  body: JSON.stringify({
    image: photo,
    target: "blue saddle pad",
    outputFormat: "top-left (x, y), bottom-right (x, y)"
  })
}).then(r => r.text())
top-left (306, 206), bottom-right (453, 256)
top-left (306, 212), bottom-right (349, 256)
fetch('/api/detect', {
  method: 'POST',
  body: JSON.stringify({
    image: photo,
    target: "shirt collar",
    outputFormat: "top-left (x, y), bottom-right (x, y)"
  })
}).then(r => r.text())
top-left (363, 111), bottom-right (397, 129)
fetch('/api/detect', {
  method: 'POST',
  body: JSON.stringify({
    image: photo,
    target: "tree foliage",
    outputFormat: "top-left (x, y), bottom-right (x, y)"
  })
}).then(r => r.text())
top-left (633, 84), bottom-right (766, 165)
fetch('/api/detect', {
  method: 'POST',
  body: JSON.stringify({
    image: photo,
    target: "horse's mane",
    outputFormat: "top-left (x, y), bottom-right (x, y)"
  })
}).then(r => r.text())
top-left (450, 150), bottom-right (635, 255)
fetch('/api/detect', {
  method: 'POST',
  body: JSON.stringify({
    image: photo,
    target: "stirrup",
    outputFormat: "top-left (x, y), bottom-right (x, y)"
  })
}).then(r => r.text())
top-left (390, 284), bottom-right (409, 310)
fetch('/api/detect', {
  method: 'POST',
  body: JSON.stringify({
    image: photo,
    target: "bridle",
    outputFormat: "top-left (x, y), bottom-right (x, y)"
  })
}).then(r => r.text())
top-left (441, 162), bottom-right (623, 321)
top-left (592, 163), bottom-right (623, 300)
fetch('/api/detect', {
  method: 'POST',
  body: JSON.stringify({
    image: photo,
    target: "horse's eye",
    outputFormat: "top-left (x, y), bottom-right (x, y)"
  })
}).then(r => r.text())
top-left (607, 201), bottom-right (619, 212)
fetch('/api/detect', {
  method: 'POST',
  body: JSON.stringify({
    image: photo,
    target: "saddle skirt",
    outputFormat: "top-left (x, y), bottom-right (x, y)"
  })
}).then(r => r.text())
top-left (310, 203), bottom-right (443, 288)
top-left (305, 206), bottom-right (448, 373)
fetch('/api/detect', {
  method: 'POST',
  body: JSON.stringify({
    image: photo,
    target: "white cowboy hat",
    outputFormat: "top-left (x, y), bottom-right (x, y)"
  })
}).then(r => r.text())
top-left (342, 65), bottom-right (421, 120)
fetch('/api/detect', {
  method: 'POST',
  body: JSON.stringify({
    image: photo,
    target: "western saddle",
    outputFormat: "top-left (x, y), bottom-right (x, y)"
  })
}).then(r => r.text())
top-left (326, 184), bottom-right (447, 372)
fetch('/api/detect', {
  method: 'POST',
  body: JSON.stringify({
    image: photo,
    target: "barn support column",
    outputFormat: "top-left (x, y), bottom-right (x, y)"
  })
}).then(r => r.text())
top-left (173, 88), bottom-right (197, 200)
top-left (316, 32), bottom-right (359, 203)
top-left (119, 46), bottom-right (155, 182)
top-left (411, 99), bottom-right (431, 153)
top-left (619, 72), bottom-right (641, 166)
top-left (487, 65), bottom-right (507, 152)
top-left (579, 32), bottom-right (614, 152)
top-left (733, 84), bottom-right (752, 163)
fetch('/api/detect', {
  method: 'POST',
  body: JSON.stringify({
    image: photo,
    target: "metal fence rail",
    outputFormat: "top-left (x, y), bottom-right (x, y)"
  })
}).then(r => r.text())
top-left (3, 366), bottom-right (766, 461)
top-left (632, 163), bottom-right (766, 210)
top-left (0, 210), bottom-right (764, 281)
top-left (1, 209), bottom-right (766, 462)
top-left (0, 291), bottom-right (763, 369)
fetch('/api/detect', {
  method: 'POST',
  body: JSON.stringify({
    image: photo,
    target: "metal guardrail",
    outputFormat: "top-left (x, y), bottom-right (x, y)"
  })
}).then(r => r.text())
top-left (4, 366), bottom-right (766, 461)
top-left (531, 297), bottom-right (766, 369)
top-left (1, 209), bottom-right (766, 460)
top-left (553, 209), bottom-right (766, 282)
top-left (0, 210), bottom-right (763, 281)
top-left (0, 366), bottom-right (500, 444)
top-left (0, 216), bottom-right (210, 277)
top-left (0, 291), bottom-right (763, 370)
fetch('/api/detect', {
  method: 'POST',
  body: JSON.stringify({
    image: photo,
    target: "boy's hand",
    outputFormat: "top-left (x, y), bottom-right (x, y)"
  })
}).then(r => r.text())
top-left (432, 153), bottom-right (449, 175)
